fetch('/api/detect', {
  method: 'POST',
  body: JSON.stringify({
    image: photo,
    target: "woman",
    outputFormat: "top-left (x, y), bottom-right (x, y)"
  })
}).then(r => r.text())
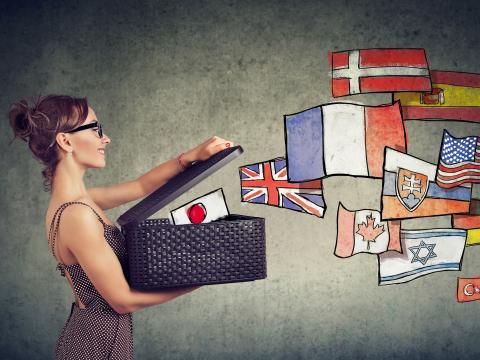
top-left (8, 95), bottom-right (233, 359)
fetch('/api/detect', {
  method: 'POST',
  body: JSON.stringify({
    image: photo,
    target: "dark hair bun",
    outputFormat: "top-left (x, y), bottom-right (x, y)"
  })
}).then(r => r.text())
top-left (9, 99), bottom-right (36, 142)
top-left (7, 94), bottom-right (89, 192)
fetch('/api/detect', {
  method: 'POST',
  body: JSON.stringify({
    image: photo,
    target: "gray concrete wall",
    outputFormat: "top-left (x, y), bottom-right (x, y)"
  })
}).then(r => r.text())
top-left (1, 0), bottom-right (479, 359)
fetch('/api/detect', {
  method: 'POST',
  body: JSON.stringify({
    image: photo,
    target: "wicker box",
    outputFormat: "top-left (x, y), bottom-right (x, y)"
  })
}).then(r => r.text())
top-left (118, 146), bottom-right (267, 289)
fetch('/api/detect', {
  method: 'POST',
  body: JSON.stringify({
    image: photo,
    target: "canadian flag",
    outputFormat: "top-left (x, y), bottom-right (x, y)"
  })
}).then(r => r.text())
top-left (334, 203), bottom-right (401, 258)
top-left (170, 188), bottom-right (229, 225)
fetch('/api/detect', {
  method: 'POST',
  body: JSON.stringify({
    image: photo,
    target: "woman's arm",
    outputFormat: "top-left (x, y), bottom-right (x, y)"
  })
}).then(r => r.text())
top-left (88, 136), bottom-right (232, 209)
top-left (125, 287), bottom-right (201, 313)
top-left (138, 136), bottom-right (232, 196)
top-left (60, 204), bottom-right (201, 314)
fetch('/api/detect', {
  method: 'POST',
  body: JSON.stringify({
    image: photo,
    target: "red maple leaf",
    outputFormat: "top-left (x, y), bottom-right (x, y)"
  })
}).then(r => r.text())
top-left (356, 213), bottom-right (385, 250)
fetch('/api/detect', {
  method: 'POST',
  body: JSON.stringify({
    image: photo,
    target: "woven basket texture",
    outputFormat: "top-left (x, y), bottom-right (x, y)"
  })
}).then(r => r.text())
top-left (123, 215), bottom-right (266, 289)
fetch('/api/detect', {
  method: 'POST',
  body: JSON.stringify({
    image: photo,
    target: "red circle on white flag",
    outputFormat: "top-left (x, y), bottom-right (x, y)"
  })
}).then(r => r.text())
top-left (187, 203), bottom-right (207, 224)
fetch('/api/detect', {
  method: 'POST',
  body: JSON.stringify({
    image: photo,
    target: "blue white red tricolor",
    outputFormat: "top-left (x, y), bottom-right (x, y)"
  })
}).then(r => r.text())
top-left (239, 158), bottom-right (325, 217)
top-left (436, 130), bottom-right (480, 188)
top-left (284, 102), bottom-right (406, 182)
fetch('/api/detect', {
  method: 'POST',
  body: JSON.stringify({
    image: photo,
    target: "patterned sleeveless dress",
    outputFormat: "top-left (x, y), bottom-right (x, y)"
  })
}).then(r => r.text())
top-left (49, 201), bottom-right (134, 359)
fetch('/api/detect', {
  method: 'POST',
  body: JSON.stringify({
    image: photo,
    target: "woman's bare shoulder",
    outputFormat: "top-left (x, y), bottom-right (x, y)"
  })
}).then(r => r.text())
top-left (46, 196), bottom-right (106, 264)
top-left (51, 195), bottom-right (96, 210)
top-left (45, 196), bottom-right (99, 236)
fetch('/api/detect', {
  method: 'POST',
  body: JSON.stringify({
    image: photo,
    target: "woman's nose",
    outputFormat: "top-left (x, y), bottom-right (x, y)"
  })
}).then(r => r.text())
top-left (102, 133), bottom-right (111, 144)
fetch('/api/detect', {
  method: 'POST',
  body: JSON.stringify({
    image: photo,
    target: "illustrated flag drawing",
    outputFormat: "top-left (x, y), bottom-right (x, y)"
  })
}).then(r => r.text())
top-left (331, 48), bottom-right (431, 97)
top-left (457, 277), bottom-right (480, 302)
top-left (285, 101), bottom-right (406, 182)
top-left (435, 130), bottom-right (480, 189)
top-left (381, 148), bottom-right (471, 219)
top-left (452, 214), bottom-right (480, 247)
top-left (452, 213), bottom-right (480, 229)
top-left (239, 157), bottom-right (325, 217)
top-left (395, 70), bottom-right (480, 122)
top-left (469, 199), bottom-right (480, 215)
top-left (378, 229), bottom-right (466, 286)
top-left (170, 188), bottom-right (229, 225)
top-left (335, 203), bottom-right (401, 258)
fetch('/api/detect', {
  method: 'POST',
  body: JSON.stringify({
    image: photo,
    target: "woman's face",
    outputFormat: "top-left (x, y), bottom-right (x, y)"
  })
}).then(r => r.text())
top-left (69, 107), bottom-right (110, 168)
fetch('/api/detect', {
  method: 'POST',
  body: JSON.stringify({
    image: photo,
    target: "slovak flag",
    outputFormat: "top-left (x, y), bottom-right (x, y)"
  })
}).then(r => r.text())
top-left (285, 101), bottom-right (406, 182)
top-left (381, 148), bottom-right (472, 220)
top-left (331, 48), bottom-right (431, 97)
top-left (170, 188), bottom-right (229, 225)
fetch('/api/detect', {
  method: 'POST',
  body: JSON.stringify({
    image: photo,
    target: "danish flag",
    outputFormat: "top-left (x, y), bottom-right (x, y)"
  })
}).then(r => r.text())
top-left (331, 48), bottom-right (431, 97)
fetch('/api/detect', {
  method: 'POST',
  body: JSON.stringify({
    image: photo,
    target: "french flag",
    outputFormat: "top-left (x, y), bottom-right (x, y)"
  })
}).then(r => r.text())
top-left (285, 101), bottom-right (406, 182)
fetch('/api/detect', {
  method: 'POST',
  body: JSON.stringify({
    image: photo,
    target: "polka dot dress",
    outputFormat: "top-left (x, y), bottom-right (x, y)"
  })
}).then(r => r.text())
top-left (49, 201), bottom-right (134, 359)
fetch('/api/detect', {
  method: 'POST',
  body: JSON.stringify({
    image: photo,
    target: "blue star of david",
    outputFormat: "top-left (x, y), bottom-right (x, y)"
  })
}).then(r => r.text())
top-left (408, 240), bottom-right (437, 265)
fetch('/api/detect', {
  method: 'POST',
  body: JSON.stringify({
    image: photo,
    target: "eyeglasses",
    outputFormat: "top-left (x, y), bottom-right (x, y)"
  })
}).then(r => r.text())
top-left (66, 121), bottom-right (103, 138)
top-left (48, 121), bottom-right (103, 148)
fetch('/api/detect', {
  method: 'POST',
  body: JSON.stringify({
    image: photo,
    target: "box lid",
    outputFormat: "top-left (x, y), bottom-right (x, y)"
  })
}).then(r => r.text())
top-left (117, 145), bottom-right (243, 226)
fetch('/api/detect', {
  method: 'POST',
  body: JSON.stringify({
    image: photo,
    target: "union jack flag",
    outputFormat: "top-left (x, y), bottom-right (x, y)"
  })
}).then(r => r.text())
top-left (239, 158), bottom-right (325, 217)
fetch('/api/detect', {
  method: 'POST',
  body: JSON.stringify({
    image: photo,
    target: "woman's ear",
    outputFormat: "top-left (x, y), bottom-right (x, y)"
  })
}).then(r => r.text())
top-left (56, 132), bottom-right (73, 153)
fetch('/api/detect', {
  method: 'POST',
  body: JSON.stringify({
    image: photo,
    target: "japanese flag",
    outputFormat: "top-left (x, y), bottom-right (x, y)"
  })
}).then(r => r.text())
top-left (170, 188), bottom-right (229, 225)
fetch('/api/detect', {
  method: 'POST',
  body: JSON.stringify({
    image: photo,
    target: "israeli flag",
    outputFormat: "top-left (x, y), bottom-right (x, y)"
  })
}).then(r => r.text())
top-left (378, 229), bottom-right (466, 285)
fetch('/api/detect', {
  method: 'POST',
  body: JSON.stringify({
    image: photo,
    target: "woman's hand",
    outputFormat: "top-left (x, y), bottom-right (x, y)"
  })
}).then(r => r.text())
top-left (185, 136), bottom-right (234, 163)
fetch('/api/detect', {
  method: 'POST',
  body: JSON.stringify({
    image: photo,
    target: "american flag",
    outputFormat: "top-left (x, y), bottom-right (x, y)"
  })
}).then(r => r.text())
top-left (239, 158), bottom-right (325, 217)
top-left (436, 130), bottom-right (480, 188)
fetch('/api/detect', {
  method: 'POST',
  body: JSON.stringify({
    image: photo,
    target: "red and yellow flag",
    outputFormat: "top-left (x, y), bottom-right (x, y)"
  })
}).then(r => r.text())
top-left (452, 212), bottom-right (480, 247)
top-left (395, 70), bottom-right (480, 122)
